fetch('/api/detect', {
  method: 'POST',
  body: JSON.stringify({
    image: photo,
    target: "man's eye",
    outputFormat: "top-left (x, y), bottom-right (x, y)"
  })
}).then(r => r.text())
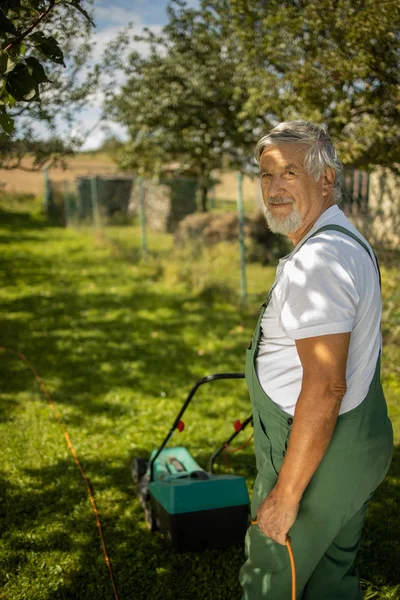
top-left (287, 171), bottom-right (295, 176)
top-left (261, 173), bottom-right (272, 179)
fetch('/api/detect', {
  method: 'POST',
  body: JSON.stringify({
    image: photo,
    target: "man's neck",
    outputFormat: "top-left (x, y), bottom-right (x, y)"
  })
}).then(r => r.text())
top-left (288, 199), bottom-right (336, 247)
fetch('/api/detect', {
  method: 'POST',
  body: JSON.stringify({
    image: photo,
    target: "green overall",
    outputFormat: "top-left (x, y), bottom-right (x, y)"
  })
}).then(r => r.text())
top-left (239, 226), bottom-right (393, 600)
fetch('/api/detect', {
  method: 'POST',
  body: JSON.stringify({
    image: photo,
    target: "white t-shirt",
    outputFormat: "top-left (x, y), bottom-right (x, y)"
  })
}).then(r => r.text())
top-left (256, 205), bottom-right (382, 416)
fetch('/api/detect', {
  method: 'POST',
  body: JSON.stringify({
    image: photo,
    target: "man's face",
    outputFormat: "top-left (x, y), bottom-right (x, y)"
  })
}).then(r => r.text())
top-left (259, 143), bottom-right (330, 241)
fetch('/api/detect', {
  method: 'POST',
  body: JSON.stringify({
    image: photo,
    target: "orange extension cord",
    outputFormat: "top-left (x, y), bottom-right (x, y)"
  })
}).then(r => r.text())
top-left (250, 521), bottom-right (296, 600)
top-left (0, 347), bottom-right (119, 600)
top-left (222, 432), bottom-right (254, 470)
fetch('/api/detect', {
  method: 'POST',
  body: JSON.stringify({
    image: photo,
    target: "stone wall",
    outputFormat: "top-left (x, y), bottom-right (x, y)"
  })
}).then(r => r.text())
top-left (129, 177), bottom-right (198, 232)
top-left (348, 167), bottom-right (400, 248)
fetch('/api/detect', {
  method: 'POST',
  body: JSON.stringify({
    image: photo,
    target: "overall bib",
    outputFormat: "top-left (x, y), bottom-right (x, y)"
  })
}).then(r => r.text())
top-left (239, 226), bottom-right (393, 600)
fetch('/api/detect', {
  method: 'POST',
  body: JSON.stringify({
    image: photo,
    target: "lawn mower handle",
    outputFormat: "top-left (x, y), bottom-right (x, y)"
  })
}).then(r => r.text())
top-left (149, 372), bottom-right (246, 481)
top-left (208, 413), bottom-right (253, 473)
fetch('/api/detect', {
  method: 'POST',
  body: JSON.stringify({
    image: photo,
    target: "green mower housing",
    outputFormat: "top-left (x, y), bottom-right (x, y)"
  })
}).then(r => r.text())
top-left (144, 447), bottom-right (250, 552)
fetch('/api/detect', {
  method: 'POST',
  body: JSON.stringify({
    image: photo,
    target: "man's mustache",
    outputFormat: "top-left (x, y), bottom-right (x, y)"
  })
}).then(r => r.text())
top-left (268, 197), bottom-right (294, 205)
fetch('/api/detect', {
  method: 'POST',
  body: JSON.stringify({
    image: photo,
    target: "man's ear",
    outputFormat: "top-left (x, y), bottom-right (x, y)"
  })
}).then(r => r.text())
top-left (322, 168), bottom-right (335, 196)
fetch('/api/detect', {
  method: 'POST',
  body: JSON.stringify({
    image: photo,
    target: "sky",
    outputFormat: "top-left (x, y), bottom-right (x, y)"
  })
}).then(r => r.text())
top-left (76, 0), bottom-right (199, 150)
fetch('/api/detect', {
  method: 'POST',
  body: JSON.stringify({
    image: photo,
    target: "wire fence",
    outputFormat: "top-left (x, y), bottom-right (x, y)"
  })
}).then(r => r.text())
top-left (42, 167), bottom-right (372, 304)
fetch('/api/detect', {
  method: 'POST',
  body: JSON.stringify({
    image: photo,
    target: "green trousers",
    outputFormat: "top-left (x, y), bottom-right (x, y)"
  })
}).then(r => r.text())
top-left (240, 226), bottom-right (393, 600)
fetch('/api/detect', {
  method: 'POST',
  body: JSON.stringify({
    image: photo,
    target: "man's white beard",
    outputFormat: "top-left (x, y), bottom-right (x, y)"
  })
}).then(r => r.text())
top-left (264, 198), bottom-right (302, 236)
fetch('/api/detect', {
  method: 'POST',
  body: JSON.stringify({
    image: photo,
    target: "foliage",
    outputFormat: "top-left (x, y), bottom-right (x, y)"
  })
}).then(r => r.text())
top-left (207, 0), bottom-right (400, 170)
top-left (0, 198), bottom-right (399, 599)
top-left (0, 0), bottom-right (96, 169)
top-left (0, 0), bottom-right (94, 133)
top-left (0, 136), bottom-right (74, 172)
top-left (104, 0), bottom-right (400, 191)
top-left (95, 134), bottom-right (125, 158)
top-left (103, 1), bottom-right (255, 210)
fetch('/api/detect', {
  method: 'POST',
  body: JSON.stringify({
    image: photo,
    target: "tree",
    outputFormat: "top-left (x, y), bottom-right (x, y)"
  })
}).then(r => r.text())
top-left (96, 134), bottom-right (125, 157)
top-left (0, 1), bottom-right (96, 170)
top-left (103, 1), bottom-right (256, 211)
top-left (210, 0), bottom-right (400, 170)
top-left (104, 0), bottom-right (399, 212)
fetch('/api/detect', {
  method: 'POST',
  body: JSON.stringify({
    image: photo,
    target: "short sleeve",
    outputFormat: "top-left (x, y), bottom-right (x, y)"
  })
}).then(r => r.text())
top-left (276, 242), bottom-right (359, 340)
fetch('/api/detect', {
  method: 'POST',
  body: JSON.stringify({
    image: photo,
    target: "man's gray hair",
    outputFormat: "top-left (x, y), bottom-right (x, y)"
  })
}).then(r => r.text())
top-left (255, 120), bottom-right (342, 202)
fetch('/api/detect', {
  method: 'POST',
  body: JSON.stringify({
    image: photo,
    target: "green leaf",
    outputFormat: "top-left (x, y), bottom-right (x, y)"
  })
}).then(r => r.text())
top-left (70, 0), bottom-right (95, 27)
top-left (3, 0), bottom-right (22, 8)
top-left (38, 42), bottom-right (65, 66)
top-left (0, 51), bottom-right (8, 75)
top-left (28, 31), bottom-right (47, 43)
top-left (5, 56), bottom-right (17, 75)
top-left (7, 42), bottom-right (22, 58)
top-left (5, 63), bottom-right (39, 101)
top-left (29, 33), bottom-right (65, 67)
top-left (0, 9), bottom-right (17, 35)
top-left (26, 56), bottom-right (49, 84)
top-left (0, 110), bottom-right (14, 134)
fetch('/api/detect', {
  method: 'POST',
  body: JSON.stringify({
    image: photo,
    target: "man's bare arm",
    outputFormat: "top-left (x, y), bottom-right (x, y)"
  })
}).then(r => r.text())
top-left (256, 331), bottom-right (350, 544)
top-left (275, 331), bottom-right (351, 500)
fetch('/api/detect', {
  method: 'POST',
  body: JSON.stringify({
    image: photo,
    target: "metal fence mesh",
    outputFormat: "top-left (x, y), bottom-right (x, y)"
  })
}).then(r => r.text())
top-left (42, 167), bottom-right (373, 303)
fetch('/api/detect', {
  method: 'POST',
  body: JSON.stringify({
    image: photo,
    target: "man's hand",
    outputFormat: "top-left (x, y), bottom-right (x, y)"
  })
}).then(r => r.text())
top-left (255, 486), bottom-right (300, 545)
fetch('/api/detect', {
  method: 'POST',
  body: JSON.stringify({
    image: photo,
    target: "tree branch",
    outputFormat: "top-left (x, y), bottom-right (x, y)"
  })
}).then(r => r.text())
top-left (4, 0), bottom-right (58, 52)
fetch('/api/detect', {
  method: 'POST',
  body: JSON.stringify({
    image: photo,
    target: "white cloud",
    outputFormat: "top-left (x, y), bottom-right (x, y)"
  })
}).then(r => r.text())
top-left (94, 6), bottom-right (145, 25)
top-left (81, 122), bottom-right (128, 151)
top-left (90, 23), bottom-right (163, 64)
top-left (80, 128), bottom-right (105, 150)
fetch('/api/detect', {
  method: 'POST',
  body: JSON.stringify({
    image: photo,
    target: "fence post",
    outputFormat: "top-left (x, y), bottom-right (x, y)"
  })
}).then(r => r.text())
top-left (138, 176), bottom-right (148, 259)
top-left (365, 171), bottom-right (370, 209)
top-left (91, 176), bottom-right (100, 228)
top-left (43, 167), bottom-right (50, 215)
top-left (209, 185), bottom-right (216, 210)
top-left (63, 181), bottom-right (71, 227)
top-left (236, 172), bottom-right (247, 305)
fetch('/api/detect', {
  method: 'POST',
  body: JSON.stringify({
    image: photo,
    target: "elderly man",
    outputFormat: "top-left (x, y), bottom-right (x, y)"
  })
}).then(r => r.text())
top-left (240, 121), bottom-right (393, 600)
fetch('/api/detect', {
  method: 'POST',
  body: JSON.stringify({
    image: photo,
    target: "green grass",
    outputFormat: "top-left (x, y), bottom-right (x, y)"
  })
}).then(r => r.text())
top-left (0, 199), bottom-right (399, 600)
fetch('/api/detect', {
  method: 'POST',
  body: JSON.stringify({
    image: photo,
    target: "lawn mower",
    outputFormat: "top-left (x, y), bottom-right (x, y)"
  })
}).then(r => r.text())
top-left (131, 372), bottom-right (253, 553)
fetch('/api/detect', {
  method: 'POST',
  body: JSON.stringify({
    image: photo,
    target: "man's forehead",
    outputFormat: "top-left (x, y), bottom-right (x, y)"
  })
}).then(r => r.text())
top-left (260, 144), bottom-right (306, 169)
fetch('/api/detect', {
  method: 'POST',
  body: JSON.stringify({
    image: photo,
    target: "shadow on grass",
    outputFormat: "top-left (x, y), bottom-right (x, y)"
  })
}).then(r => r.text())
top-left (2, 208), bottom-right (398, 599)
top-left (0, 206), bottom-right (48, 231)
top-left (0, 277), bottom-right (255, 425)
top-left (357, 444), bottom-right (400, 589)
top-left (0, 448), bottom-right (247, 600)
top-left (0, 460), bottom-right (117, 600)
top-left (0, 207), bottom-right (257, 428)
top-left (0, 391), bottom-right (19, 423)
top-left (1, 444), bottom-right (399, 600)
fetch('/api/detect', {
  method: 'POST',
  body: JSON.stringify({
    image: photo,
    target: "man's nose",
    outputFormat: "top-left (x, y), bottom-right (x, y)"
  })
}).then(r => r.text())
top-left (268, 175), bottom-right (285, 197)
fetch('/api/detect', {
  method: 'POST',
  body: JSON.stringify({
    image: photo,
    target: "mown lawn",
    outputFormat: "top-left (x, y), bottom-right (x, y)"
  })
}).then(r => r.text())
top-left (0, 202), bottom-right (399, 600)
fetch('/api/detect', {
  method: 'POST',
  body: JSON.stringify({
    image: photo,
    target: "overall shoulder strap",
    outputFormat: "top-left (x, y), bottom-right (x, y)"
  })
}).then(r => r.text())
top-left (262, 224), bottom-right (381, 310)
top-left (302, 224), bottom-right (381, 287)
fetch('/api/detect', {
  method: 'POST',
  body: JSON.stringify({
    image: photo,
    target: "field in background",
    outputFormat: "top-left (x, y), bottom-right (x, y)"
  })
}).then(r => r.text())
top-left (0, 152), bottom-right (260, 206)
top-left (0, 194), bottom-right (399, 600)
top-left (0, 153), bottom-right (119, 197)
